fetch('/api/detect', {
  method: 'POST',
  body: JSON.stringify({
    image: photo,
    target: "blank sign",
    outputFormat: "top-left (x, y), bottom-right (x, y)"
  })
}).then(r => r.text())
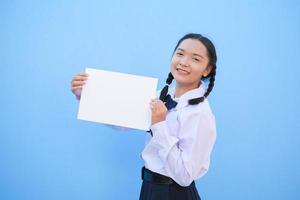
top-left (77, 68), bottom-right (158, 131)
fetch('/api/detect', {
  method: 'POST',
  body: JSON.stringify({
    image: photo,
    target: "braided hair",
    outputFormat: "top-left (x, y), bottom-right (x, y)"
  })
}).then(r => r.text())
top-left (159, 33), bottom-right (217, 105)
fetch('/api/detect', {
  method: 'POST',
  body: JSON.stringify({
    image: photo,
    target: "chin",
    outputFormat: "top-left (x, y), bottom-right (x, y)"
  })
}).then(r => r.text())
top-left (173, 76), bottom-right (190, 85)
top-left (173, 75), bottom-right (199, 87)
top-left (173, 71), bottom-right (188, 80)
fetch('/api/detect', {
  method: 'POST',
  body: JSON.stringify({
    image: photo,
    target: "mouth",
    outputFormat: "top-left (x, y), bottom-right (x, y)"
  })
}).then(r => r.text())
top-left (176, 67), bottom-right (190, 75)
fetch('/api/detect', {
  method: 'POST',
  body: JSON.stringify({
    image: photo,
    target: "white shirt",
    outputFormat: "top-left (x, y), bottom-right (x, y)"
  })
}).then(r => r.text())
top-left (141, 83), bottom-right (217, 186)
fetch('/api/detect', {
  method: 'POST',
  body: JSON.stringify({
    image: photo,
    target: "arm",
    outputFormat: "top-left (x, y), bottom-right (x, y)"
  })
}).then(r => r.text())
top-left (142, 110), bottom-right (216, 186)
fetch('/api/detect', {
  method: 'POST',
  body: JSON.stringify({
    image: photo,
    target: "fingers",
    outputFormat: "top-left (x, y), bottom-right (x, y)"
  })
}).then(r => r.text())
top-left (150, 99), bottom-right (167, 124)
top-left (73, 72), bottom-right (89, 80)
top-left (73, 75), bottom-right (88, 82)
top-left (78, 72), bottom-right (89, 76)
top-left (71, 72), bottom-right (89, 86)
top-left (150, 99), bottom-right (157, 109)
top-left (70, 72), bottom-right (88, 100)
top-left (150, 99), bottom-right (166, 110)
top-left (72, 80), bottom-right (86, 87)
top-left (150, 99), bottom-right (164, 104)
top-left (71, 86), bottom-right (83, 91)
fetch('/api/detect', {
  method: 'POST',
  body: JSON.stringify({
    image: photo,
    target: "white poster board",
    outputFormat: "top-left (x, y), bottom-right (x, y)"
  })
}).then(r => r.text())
top-left (77, 68), bottom-right (158, 131)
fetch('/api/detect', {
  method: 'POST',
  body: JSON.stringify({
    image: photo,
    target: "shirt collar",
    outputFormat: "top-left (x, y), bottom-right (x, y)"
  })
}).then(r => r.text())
top-left (168, 81), bottom-right (207, 110)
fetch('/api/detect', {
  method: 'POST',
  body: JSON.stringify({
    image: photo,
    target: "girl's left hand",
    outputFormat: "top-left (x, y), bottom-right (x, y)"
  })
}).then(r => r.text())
top-left (150, 99), bottom-right (167, 125)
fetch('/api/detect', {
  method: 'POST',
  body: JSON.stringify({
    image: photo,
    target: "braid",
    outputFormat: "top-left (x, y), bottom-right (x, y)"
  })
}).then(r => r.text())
top-left (188, 96), bottom-right (205, 105)
top-left (159, 72), bottom-right (174, 102)
top-left (188, 65), bottom-right (216, 105)
top-left (204, 65), bottom-right (216, 98)
top-left (166, 72), bottom-right (174, 85)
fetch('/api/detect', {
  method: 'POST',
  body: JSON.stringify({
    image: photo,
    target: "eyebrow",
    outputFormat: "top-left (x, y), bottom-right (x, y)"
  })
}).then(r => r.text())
top-left (177, 48), bottom-right (204, 59)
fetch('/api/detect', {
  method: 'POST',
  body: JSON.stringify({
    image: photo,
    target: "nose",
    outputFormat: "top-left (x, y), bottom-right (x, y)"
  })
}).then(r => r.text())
top-left (179, 56), bottom-right (190, 67)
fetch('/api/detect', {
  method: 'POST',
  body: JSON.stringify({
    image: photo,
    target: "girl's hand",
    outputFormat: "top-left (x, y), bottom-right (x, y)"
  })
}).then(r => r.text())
top-left (150, 99), bottom-right (167, 125)
top-left (71, 72), bottom-right (89, 100)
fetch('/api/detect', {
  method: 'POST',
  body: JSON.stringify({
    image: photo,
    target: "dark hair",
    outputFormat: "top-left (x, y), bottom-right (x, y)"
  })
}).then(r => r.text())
top-left (159, 33), bottom-right (217, 105)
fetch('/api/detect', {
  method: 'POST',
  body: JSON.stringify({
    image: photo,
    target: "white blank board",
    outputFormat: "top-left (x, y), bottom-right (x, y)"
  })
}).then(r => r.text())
top-left (77, 68), bottom-right (158, 131)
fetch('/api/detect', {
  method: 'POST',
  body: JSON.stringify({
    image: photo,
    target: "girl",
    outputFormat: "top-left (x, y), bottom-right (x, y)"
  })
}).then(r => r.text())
top-left (71, 33), bottom-right (217, 200)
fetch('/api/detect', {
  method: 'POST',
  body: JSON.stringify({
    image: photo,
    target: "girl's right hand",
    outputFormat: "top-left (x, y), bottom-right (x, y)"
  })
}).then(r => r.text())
top-left (71, 72), bottom-right (89, 100)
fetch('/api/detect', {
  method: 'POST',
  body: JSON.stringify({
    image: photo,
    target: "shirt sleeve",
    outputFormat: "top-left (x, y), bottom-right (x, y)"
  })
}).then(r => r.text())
top-left (142, 110), bottom-right (216, 186)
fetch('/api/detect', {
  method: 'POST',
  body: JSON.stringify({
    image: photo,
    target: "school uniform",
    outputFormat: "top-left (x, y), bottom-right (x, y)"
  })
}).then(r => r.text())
top-left (140, 82), bottom-right (216, 200)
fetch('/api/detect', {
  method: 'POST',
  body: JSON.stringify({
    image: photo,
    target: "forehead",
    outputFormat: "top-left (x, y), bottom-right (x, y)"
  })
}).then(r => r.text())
top-left (177, 38), bottom-right (208, 57)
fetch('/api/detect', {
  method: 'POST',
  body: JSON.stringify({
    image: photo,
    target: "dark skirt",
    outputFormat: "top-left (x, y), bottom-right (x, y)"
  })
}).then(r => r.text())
top-left (139, 168), bottom-right (201, 200)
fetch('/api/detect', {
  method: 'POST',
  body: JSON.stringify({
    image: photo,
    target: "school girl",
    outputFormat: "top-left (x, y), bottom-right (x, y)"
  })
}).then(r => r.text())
top-left (71, 33), bottom-right (217, 200)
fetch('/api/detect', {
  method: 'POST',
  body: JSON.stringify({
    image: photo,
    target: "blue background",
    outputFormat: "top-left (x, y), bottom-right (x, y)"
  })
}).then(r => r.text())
top-left (1, 0), bottom-right (299, 199)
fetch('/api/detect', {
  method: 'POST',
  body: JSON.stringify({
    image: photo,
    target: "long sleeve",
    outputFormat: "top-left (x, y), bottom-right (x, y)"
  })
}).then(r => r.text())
top-left (142, 108), bottom-right (216, 186)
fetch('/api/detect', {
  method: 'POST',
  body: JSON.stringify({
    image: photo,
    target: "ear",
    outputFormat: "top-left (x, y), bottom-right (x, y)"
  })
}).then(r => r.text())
top-left (202, 65), bottom-right (213, 77)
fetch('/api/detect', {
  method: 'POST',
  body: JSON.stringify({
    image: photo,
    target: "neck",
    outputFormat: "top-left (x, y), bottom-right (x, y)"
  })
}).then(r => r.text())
top-left (174, 82), bottom-right (200, 98)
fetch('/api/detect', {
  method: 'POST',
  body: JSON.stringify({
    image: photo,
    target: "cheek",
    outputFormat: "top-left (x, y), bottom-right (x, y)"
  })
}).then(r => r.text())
top-left (172, 56), bottom-right (180, 65)
top-left (170, 58), bottom-right (177, 69)
top-left (191, 64), bottom-right (206, 77)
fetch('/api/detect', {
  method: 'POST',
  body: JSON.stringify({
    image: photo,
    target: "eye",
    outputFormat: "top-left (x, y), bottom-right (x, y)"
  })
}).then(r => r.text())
top-left (176, 52), bottom-right (183, 56)
top-left (193, 58), bottom-right (200, 62)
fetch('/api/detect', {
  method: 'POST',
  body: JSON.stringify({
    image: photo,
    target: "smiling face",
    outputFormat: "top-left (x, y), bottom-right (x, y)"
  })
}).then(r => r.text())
top-left (171, 38), bottom-right (212, 89)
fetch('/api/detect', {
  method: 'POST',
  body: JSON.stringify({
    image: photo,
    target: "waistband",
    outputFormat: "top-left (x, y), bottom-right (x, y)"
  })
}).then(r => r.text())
top-left (141, 167), bottom-right (175, 185)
